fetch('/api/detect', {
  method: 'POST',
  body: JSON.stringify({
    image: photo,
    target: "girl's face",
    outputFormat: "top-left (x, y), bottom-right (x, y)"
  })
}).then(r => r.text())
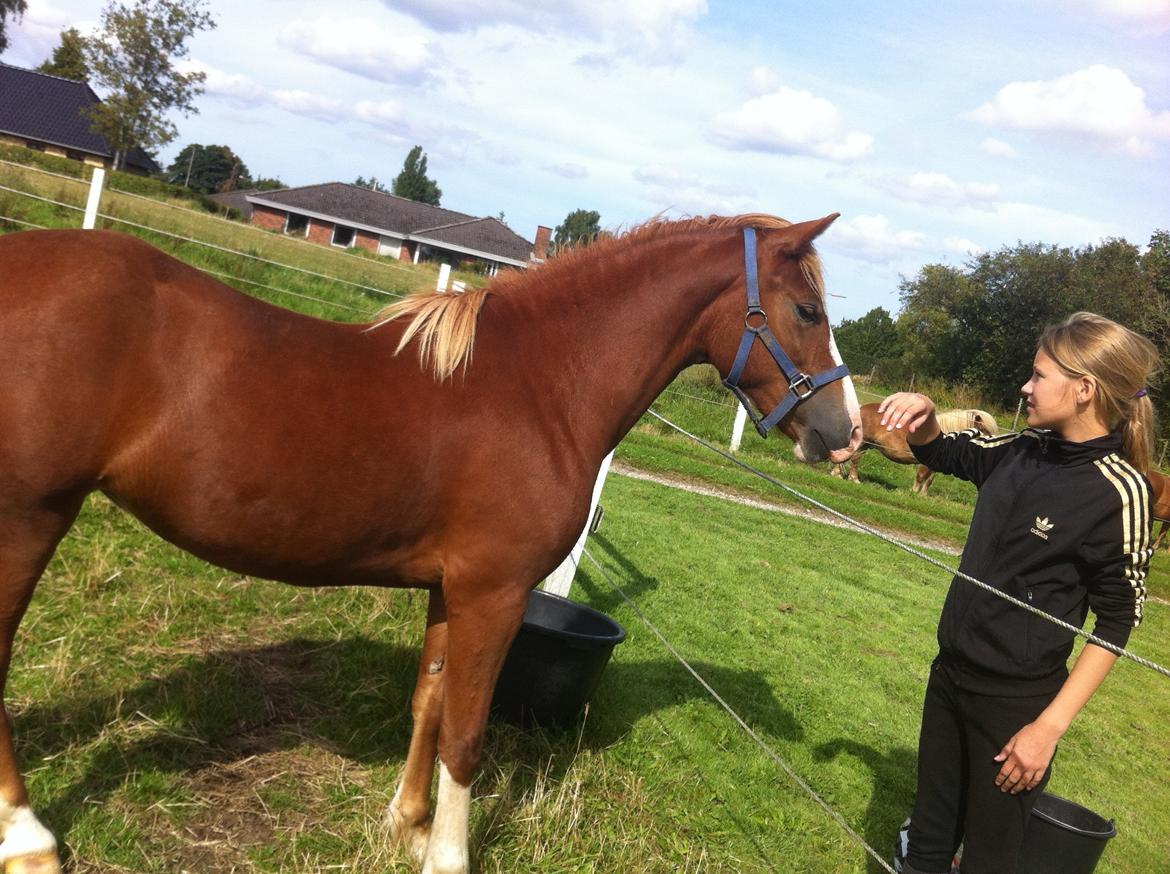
top-left (1020, 350), bottom-right (1083, 433)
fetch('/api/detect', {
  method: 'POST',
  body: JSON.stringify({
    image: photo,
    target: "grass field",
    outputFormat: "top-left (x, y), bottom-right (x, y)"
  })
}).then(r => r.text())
top-left (1, 149), bottom-right (1168, 871)
top-left (15, 470), bottom-right (1169, 872)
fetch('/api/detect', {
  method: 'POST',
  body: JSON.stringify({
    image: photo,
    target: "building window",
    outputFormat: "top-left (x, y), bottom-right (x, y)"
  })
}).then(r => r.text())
top-left (285, 213), bottom-right (309, 236)
top-left (331, 224), bottom-right (356, 248)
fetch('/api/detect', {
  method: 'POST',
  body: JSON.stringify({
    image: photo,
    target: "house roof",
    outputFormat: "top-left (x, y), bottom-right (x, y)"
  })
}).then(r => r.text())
top-left (207, 188), bottom-right (258, 218)
top-left (247, 182), bottom-right (535, 265)
top-left (0, 63), bottom-right (160, 174)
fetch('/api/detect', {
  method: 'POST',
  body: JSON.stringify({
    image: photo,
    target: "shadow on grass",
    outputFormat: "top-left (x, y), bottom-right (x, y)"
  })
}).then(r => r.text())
top-left (14, 627), bottom-right (801, 869)
top-left (813, 738), bottom-right (918, 873)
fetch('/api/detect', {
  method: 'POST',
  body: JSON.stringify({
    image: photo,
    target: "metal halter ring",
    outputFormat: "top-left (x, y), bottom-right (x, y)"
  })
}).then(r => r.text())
top-left (744, 309), bottom-right (768, 331)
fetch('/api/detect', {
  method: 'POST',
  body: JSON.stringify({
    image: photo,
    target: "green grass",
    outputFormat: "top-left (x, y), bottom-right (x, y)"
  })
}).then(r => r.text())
top-left (13, 475), bottom-right (1168, 872)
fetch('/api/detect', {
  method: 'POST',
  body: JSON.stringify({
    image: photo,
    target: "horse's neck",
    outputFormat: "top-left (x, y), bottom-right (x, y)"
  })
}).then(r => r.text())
top-left (486, 236), bottom-right (730, 458)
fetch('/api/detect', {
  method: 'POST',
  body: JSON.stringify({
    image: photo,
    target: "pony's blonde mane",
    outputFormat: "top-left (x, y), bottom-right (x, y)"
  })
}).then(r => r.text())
top-left (936, 408), bottom-right (999, 435)
top-left (368, 213), bottom-right (825, 381)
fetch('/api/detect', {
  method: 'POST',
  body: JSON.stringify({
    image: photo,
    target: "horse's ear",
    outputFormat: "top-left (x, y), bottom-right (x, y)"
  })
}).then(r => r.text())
top-left (772, 213), bottom-right (840, 254)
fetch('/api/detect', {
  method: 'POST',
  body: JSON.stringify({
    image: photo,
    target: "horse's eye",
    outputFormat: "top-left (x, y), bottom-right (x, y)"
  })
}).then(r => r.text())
top-left (795, 303), bottom-right (819, 324)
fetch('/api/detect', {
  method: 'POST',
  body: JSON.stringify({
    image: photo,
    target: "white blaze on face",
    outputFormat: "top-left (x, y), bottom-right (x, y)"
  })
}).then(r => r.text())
top-left (422, 761), bottom-right (471, 874)
top-left (828, 327), bottom-right (862, 425)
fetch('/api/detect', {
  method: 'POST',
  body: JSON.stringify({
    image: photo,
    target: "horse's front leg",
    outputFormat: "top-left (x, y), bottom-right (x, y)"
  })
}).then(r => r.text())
top-left (387, 588), bottom-right (448, 862)
top-left (0, 506), bottom-right (81, 874)
top-left (422, 582), bottom-right (529, 874)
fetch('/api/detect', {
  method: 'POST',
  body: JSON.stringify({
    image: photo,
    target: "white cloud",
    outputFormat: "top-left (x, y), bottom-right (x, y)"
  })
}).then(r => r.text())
top-left (0, 0), bottom-right (91, 68)
top-left (632, 164), bottom-right (755, 216)
top-left (710, 87), bottom-right (874, 161)
top-left (943, 236), bottom-right (984, 255)
top-left (193, 62), bottom-right (270, 107)
top-left (270, 90), bottom-right (350, 123)
top-left (353, 100), bottom-right (407, 131)
top-left (829, 214), bottom-right (929, 262)
top-left (385, 0), bottom-right (707, 62)
top-left (871, 171), bottom-right (1001, 209)
top-left (545, 162), bottom-right (589, 179)
top-left (980, 137), bottom-right (1018, 158)
top-left (748, 65), bottom-right (781, 96)
top-left (1091, 0), bottom-right (1170, 30)
top-left (278, 18), bottom-right (437, 85)
top-left (967, 64), bottom-right (1170, 156)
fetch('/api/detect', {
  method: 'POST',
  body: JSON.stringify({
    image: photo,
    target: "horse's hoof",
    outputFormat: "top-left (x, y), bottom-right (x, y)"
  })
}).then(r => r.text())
top-left (383, 806), bottom-right (430, 863)
top-left (4, 854), bottom-right (62, 874)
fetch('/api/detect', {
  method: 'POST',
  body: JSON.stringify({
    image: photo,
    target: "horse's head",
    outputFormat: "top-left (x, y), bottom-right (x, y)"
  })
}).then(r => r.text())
top-left (706, 215), bottom-right (862, 464)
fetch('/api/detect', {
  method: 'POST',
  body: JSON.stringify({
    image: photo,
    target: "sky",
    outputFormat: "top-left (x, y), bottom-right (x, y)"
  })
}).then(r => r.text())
top-left (3, 0), bottom-right (1169, 322)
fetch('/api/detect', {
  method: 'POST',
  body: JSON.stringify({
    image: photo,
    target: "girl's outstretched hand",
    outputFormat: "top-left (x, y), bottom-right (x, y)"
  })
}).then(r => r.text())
top-left (877, 392), bottom-right (940, 443)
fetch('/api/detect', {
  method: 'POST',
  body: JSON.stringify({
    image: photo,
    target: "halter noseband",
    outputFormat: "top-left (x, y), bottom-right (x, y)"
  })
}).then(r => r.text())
top-left (722, 227), bottom-right (851, 438)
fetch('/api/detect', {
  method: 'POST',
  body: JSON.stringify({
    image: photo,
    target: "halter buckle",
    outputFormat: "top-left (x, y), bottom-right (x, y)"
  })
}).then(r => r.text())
top-left (789, 373), bottom-right (815, 400)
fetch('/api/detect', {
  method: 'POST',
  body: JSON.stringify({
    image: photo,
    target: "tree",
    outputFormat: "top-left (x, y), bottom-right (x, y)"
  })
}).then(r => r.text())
top-left (252, 176), bottom-right (285, 191)
top-left (834, 307), bottom-right (897, 359)
top-left (391, 146), bottom-right (441, 205)
top-left (0, 0), bottom-right (27, 54)
top-left (36, 27), bottom-right (90, 81)
top-left (553, 208), bottom-right (601, 251)
top-left (354, 176), bottom-right (389, 193)
top-left (166, 143), bottom-right (251, 193)
top-left (83, 0), bottom-right (216, 170)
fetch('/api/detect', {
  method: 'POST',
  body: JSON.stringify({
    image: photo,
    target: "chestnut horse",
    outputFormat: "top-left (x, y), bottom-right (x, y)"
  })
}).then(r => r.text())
top-left (829, 404), bottom-right (996, 494)
top-left (0, 217), bottom-right (861, 874)
top-left (1150, 470), bottom-right (1170, 551)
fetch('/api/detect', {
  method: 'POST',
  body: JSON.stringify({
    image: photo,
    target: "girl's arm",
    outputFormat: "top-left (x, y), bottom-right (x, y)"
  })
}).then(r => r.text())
top-left (992, 644), bottom-right (1118, 794)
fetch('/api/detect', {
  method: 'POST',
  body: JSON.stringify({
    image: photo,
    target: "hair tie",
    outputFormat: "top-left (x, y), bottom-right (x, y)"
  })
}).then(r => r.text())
top-left (1134, 388), bottom-right (1147, 398)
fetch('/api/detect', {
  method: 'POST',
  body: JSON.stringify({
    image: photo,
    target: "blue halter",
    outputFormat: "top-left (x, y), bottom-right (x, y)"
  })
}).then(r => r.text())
top-left (722, 227), bottom-right (851, 438)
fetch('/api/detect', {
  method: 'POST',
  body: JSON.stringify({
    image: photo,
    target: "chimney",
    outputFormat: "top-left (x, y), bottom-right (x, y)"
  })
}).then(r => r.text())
top-left (532, 225), bottom-right (552, 263)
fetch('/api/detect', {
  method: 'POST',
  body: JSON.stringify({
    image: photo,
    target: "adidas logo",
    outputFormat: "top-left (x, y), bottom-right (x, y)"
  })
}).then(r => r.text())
top-left (1030, 516), bottom-right (1054, 540)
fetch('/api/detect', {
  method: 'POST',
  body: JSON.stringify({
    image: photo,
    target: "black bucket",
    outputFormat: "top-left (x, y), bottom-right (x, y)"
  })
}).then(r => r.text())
top-left (1017, 791), bottom-right (1116, 874)
top-left (491, 589), bottom-right (626, 729)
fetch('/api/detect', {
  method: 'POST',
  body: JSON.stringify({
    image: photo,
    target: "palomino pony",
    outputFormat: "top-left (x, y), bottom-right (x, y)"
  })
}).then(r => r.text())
top-left (0, 217), bottom-right (861, 873)
top-left (829, 404), bottom-right (997, 493)
top-left (1150, 470), bottom-right (1170, 551)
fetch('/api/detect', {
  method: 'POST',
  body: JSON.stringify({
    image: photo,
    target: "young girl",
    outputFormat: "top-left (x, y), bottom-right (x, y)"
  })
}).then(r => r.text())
top-left (879, 312), bottom-right (1159, 874)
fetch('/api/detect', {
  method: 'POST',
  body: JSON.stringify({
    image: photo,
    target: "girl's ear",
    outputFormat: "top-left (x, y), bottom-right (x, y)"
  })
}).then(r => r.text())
top-left (1077, 375), bottom-right (1098, 403)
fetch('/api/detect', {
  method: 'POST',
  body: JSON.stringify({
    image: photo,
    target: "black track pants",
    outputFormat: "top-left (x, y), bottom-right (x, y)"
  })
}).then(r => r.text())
top-left (907, 661), bottom-right (1056, 874)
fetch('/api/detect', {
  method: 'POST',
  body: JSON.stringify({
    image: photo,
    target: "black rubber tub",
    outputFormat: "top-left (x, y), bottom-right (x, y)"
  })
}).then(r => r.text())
top-left (1018, 792), bottom-right (1116, 874)
top-left (491, 589), bottom-right (626, 729)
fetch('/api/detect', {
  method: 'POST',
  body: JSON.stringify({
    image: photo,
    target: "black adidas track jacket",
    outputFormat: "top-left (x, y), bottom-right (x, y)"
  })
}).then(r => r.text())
top-left (912, 427), bottom-right (1153, 697)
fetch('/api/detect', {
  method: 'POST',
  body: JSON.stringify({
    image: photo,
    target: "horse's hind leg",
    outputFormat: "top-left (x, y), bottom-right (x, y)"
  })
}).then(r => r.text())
top-left (0, 499), bottom-right (83, 874)
top-left (386, 588), bottom-right (448, 862)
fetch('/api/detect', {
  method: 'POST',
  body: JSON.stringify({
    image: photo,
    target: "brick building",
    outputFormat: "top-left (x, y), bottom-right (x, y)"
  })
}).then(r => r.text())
top-left (247, 182), bottom-right (551, 275)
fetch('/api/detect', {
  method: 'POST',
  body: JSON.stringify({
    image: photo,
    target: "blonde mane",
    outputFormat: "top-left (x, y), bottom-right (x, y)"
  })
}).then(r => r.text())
top-left (368, 213), bottom-right (825, 381)
top-left (936, 408), bottom-right (999, 435)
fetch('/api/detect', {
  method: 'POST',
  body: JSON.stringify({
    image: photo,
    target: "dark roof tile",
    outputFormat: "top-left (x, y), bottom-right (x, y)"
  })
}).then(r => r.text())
top-left (0, 63), bottom-right (159, 173)
top-left (249, 182), bottom-right (535, 263)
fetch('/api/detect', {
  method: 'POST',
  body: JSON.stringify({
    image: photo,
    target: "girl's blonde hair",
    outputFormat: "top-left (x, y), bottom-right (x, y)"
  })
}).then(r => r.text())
top-left (1038, 312), bottom-right (1160, 472)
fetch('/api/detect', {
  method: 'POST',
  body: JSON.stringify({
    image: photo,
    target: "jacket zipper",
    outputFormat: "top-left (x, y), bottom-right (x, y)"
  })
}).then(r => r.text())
top-left (1025, 587), bottom-right (1034, 661)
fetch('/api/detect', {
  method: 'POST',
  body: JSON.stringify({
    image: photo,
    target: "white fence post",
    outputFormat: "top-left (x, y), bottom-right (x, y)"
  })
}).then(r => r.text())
top-left (729, 403), bottom-right (748, 452)
top-left (436, 263), bottom-right (451, 292)
top-left (82, 167), bottom-right (105, 229)
top-left (542, 450), bottom-right (614, 597)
